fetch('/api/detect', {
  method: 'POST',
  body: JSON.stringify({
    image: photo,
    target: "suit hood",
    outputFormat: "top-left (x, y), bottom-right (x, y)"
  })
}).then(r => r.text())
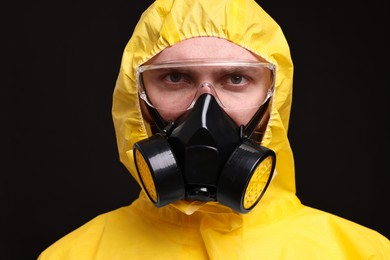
top-left (112, 0), bottom-right (295, 214)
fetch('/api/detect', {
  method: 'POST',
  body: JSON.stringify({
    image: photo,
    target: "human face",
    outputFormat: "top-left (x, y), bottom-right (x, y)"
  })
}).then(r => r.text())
top-left (139, 37), bottom-right (272, 126)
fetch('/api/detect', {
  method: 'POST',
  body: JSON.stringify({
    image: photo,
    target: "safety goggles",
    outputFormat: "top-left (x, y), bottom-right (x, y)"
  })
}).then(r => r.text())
top-left (136, 59), bottom-right (276, 111)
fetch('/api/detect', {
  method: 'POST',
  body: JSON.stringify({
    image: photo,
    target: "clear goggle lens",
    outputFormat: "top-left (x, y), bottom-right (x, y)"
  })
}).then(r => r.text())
top-left (136, 60), bottom-right (276, 111)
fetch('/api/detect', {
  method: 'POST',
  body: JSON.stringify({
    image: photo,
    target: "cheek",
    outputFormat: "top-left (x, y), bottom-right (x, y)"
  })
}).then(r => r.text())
top-left (158, 110), bottom-right (184, 122)
top-left (140, 99), bottom-right (184, 123)
top-left (140, 100), bottom-right (153, 123)
top-left (226, 108), bottom-right (258, 126)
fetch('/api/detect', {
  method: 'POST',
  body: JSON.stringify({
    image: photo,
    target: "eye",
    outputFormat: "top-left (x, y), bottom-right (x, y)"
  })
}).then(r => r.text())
top-left (165, 73), bottom-right (183, 83)
top-left (226, 74), bottom-right (249, 86)
top-left (218, 71), bottom-right (253, 92)
top-left (229, 75), bottom-right (246, 84)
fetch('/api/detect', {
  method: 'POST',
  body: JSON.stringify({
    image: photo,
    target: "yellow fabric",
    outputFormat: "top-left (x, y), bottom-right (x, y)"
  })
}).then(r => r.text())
top-left (39, 0), bottom-right (390, 259)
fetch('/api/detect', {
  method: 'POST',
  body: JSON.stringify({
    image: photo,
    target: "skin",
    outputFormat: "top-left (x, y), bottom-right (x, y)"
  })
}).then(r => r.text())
top-left (140, 37), bottom-right (271, 136)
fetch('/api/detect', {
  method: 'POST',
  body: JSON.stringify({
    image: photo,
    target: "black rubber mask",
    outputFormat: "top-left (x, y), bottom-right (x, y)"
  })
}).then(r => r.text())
top-left (133, 93), bottom-right (276, 213)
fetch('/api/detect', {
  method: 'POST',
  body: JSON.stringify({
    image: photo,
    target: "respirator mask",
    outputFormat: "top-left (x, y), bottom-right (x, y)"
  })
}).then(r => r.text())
top-left (133, 60), bottom-right (276, 213)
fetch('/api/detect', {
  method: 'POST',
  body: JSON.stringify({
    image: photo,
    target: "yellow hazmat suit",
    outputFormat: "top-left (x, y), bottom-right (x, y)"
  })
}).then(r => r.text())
top-left (39, 0), bottom-right (390, 259)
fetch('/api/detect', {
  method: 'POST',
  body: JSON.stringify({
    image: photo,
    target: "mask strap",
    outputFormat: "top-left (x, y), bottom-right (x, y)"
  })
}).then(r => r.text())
top-left (243, 96), bottom-right (271, 139)
top-left (145, 103), bottom-right (175, 136)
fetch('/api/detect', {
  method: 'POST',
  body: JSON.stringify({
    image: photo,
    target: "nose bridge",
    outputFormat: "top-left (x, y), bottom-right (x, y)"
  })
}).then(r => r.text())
top-left (194, 81), bottom-right (221, 102)
top-left (193, 67), bottom-right (218, 93)
top-left (187, 67), bottom-right (227, 109)
top-left (198, 82), bottom-right (214, 94)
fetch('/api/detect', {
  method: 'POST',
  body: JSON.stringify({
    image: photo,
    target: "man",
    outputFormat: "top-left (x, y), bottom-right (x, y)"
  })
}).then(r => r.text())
top-left (39, 0), bottom-right (390, 258)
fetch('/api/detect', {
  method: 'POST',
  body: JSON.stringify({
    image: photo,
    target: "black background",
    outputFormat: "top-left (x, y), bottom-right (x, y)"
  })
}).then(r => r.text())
top-left (3, 1), bottom-right (389, 259)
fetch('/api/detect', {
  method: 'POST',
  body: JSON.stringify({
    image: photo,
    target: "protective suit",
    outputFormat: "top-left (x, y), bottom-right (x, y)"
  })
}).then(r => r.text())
top-left (38, 0), bottom-right (390, 259)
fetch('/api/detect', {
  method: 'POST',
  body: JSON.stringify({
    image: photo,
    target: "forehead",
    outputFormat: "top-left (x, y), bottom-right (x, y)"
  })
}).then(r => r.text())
top-left (148, 37), bottom-right (261, 64)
